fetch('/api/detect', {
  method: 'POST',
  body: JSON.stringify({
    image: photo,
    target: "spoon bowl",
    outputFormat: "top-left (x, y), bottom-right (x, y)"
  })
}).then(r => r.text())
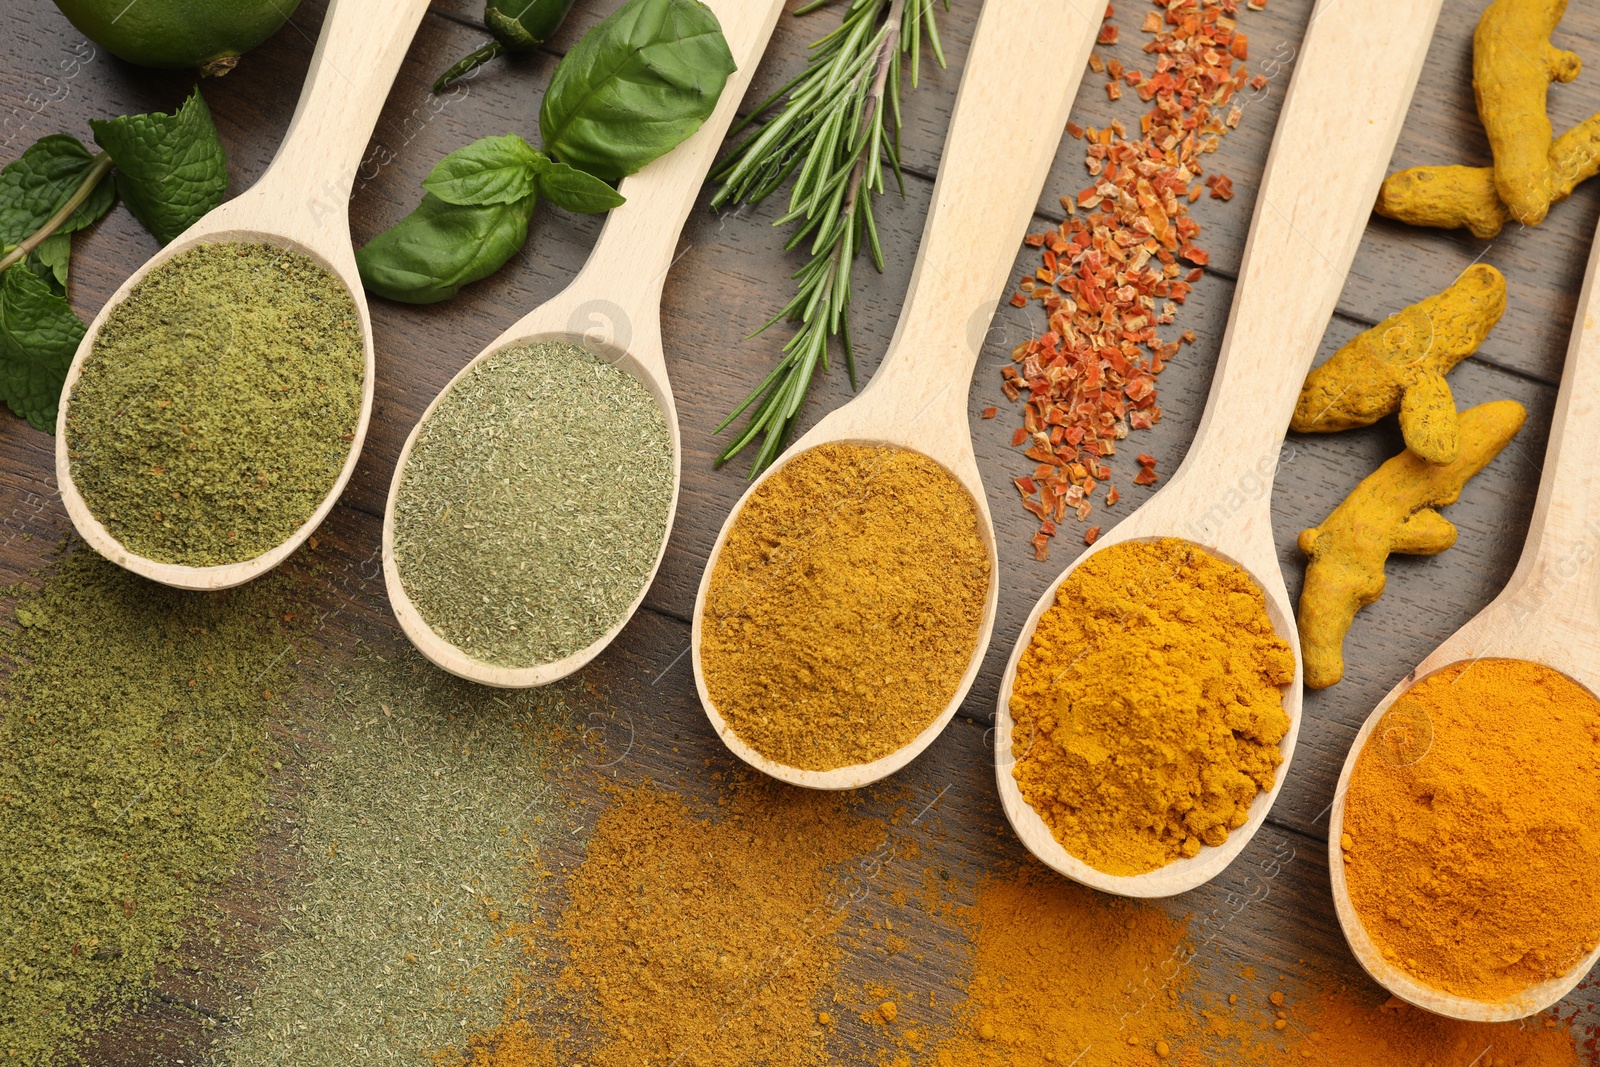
top-left (382, 0), bottom-right (786, 689)
top-left (690, 0), bottom-right (1101, 790)
top-left (1328, 213), bottom-right (1600, 1021)
top-left (992, 0), bottom-right (1446, 897)
top-left (54, 0), bottom-right (433, 591)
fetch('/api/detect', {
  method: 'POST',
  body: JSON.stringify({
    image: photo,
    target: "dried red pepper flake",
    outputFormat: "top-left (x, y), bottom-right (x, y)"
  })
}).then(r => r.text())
top-left (1097, 23), bottom-right (1120, 44)
top-left (981, 406), bottom-right (998, 419)
top-left (1136, 453), bottom-right (1157, 467)
top-left (999, 0), bottom-right (1253, 548)
top-left (1085, 526), bottom-right (1102, 545)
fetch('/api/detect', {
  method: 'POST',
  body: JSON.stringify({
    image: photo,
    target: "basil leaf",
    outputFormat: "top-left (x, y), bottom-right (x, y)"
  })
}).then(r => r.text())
top-left (0, 262), bottom-right (85, 431)
top-left (540, 0), bottom-right (736, 182)
top-left (532, 157), bottom-right (625, 214)
top-left (31, 232), bottom-right (72, 291)
top-left (0, 134), bottom-right (115, 247)
top-left (356, 193), bottom-right (537, 305)
top-left (422, 134), bottom-right (543, 207)
top-left (91, 88), bottom-right (228, 245)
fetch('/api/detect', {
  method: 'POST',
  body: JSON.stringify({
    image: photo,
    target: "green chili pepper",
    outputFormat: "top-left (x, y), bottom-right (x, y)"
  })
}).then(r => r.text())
top-left (433, 0), bottom-right (580, 93)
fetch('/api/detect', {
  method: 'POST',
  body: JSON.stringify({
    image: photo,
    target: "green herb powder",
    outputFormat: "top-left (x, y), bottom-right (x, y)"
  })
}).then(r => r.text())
top-left (213, 645), bottom-right (578, 1067)
top-left (65, 242), bottom-right (365, 567)
top-left (0, 546), bottom-right (295, 1066)
top-left (392, 340), bottom-right (673, 668)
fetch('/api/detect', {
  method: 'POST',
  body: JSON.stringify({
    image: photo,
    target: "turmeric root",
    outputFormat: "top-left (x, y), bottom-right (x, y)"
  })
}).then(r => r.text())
top-left (1296, 400), bottom-right (1526, 689)
top-left (1375, 112), bottom-right (1600, 237)
top-left (1292, 265), bottom-right (1506, 465)
top-left (1473, 0), bottom-right (1583, 225)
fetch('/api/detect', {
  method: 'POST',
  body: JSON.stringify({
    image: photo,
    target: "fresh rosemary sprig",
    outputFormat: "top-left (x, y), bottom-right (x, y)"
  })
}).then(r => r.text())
top-left (710, 0), bottom-right (948, 475)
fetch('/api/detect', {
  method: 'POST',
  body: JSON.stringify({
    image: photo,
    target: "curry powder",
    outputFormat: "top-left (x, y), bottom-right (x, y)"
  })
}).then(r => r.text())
top-left (1010, 538), bottom-right (1294, 875)
top-left (700, 443), bottom-right (990, 771)
top-left (1342, 658), bottom-right (1600, 1002)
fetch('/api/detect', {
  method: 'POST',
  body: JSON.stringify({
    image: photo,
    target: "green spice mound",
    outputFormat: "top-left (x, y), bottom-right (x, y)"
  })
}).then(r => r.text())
top-left (213, 646), bottom-right (579, 1067)
top-left (65, 242), bottom-right (365, 567)
top-left (393, 340), bottom-right (673, 668)
top-left (0, 546), bottom-right (295, 1066)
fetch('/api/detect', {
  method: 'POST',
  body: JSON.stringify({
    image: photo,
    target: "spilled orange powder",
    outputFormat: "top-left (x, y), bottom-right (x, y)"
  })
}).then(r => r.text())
top-left (443, 778), bottom-right (883, 1067)
top-left (928, 862), bottom-right (1202, 1066)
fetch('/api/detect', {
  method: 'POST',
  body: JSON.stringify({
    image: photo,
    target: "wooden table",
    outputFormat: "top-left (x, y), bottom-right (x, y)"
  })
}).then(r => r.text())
top-left (7, 0), bottom-right (1600, 1060)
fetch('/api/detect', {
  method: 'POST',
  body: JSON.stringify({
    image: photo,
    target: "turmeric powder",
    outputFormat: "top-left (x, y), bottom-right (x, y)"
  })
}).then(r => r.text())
top-left (1292, 265), bottom-right (1506, 464)
top-left (1274, 984), bottom-right (1583, 1066)
top-left (700, 442), bottom-right (991, 771)
top-left (1297, 400), bottom-right (1525, 689)
top-left (1473, 0), bottom-right (1582, 225)
top-left (1009, 538), bottom-right (1294, 876)
top-left (1376, 113), bottom-right (1600, 238)
top-left (1342, 659), bottom-right (1600, 1002)
top-left (930, 862), bottom-right (1204, 1066)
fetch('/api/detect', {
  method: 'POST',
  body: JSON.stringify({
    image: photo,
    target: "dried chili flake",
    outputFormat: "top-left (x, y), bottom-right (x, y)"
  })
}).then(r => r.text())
top-left (981, 406), bottom-right (998, 419)
top-left (996, 0), bottom-right (1256, 547)
top-left (1098, 24), bottom-right (1120, 44)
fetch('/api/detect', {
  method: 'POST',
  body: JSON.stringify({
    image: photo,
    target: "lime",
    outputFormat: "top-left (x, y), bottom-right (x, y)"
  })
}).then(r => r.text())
top-left (51, 0), bottom-right (303, 75)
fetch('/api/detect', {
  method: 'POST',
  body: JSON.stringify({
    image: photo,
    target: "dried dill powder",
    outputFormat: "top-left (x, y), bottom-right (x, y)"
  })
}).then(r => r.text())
top-left (699, 443), bottom-right (991, 770)
top-left (213, 645), bottom-right (578, 1067)
top-left (0, 546), bottom-right (296, 1066)
top-left (65, 242), bottom-right (365, 567)
top-left (392, 340), bottom-right (673, 668)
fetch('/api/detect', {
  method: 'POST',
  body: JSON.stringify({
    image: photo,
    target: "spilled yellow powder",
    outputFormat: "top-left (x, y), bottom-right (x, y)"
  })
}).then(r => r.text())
top-left (1010, 538), bottom-right (1294, 875)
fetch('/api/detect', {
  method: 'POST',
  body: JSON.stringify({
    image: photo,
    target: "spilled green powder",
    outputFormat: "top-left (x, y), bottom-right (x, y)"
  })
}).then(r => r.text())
top-left (0, 546), bottom-right (297, 1066)
top-left (65, 242), bottom-right (365, 567)
top-left (392, 340), bottom-right (673, 668)
top-left (213, 644), bottom-right (580, 1067)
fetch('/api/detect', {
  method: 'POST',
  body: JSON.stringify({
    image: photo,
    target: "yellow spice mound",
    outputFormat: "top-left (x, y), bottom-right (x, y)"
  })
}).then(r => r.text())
top-left (700, 442), bottom-right (990, 771)
top-left (1010, 537), bottom-right (1294, 875)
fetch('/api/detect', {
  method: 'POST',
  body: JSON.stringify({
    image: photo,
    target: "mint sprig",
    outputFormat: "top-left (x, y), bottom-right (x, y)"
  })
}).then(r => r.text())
top-left (0, 88), bottom-right (229, 431)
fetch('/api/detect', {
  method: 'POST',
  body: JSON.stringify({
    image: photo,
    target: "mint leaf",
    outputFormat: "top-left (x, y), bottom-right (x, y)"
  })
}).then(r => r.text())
top-left (0, 262), bottom-right (85, 430)
top-left (0, 134), bottom-right (114, 248)
top-left (30, 232), bottom-right (72, 291)
top-left (422, 134), bottom-right (544, 206)
top-left (532, 156), bottom-right (625, 214)
top-left (92, 88), bottom-right (228, 245)
top-left (357, 193), bottom-right (537, 305)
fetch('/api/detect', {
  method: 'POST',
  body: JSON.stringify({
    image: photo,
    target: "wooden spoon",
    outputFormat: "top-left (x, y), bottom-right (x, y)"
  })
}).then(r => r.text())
top-left (54, 0), bottom-right (433, 591)
top-left (382, 0), bottom-right (787, 689)
top-left (993, 0), bottom-right (1446, 898)
top-left (689, 0), bottom-right (1100, 790)
top-left (1327, 224), bottom-right (1600, 1023)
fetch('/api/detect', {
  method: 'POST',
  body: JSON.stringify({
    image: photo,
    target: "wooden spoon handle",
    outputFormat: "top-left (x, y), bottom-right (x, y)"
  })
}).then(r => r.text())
top-left (1179, 0), bottom-right (1444, 481)
top-left (866, 0), bottom-right (1096, 431)
top-left (571, 0), bottom-right (787, 348)
top-left (262, 0), bottom-right (433, 206)
top-left (1502, 219), bottom-right (1600, 623)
